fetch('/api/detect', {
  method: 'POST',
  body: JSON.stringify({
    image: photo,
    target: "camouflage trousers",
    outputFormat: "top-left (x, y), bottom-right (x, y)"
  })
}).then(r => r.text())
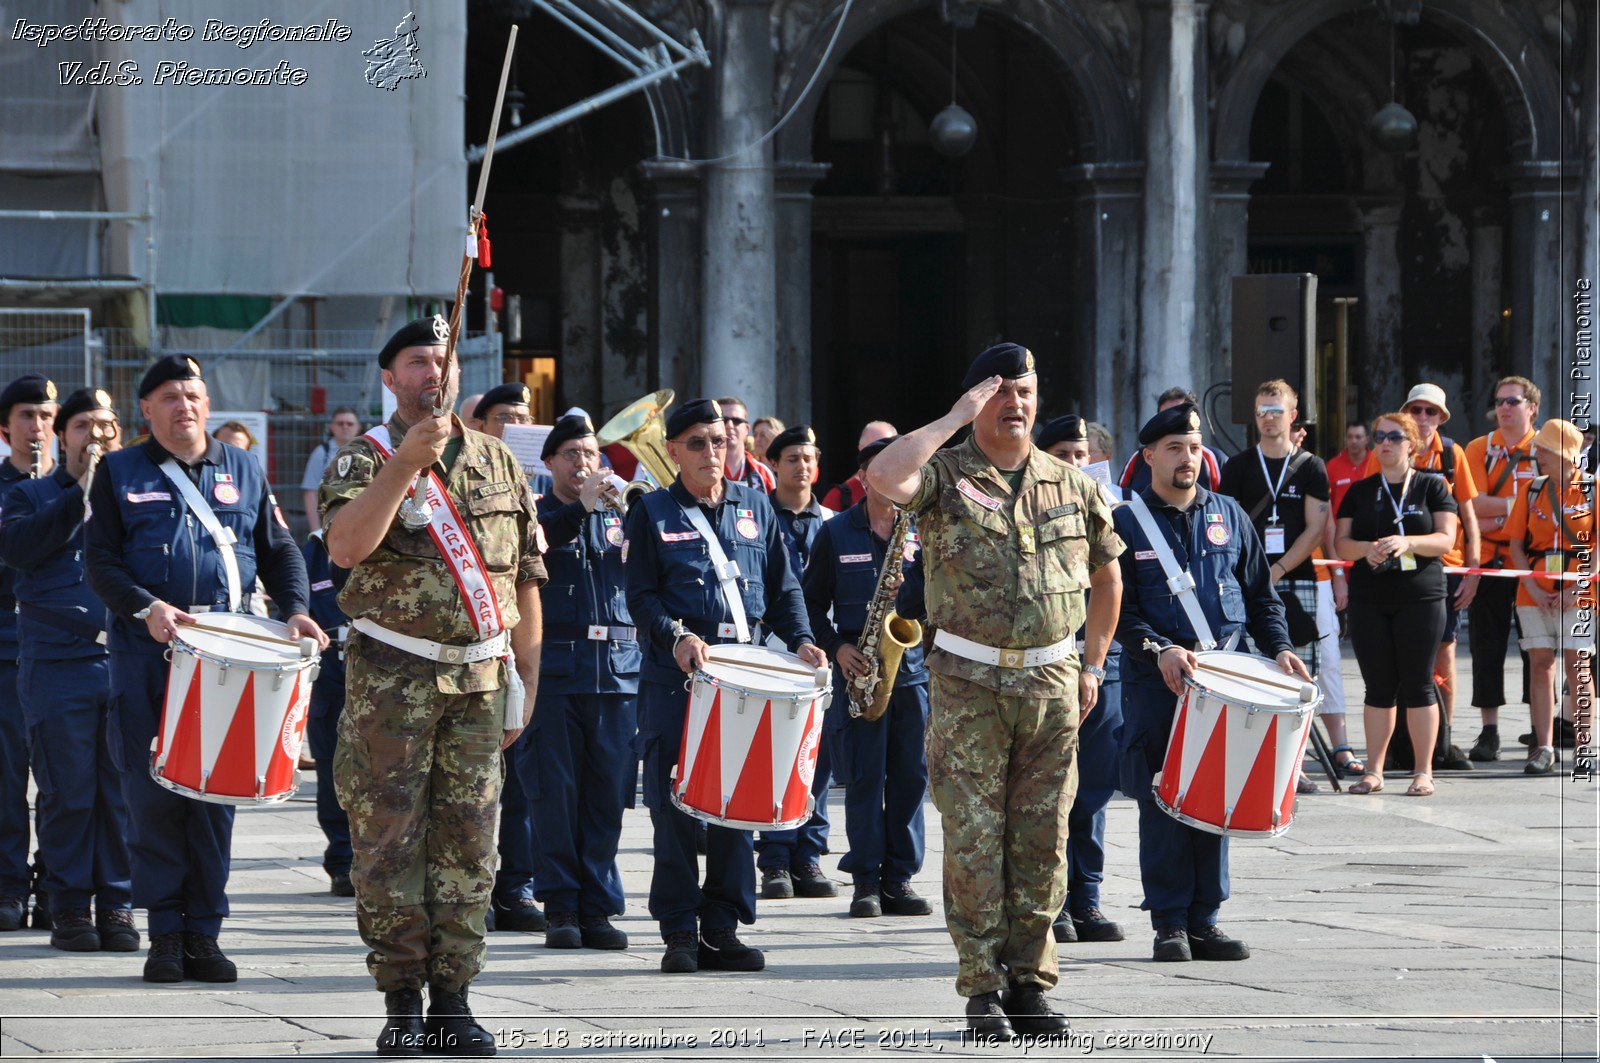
top-left (335, 654), bottom-right (504, 993)
top-left (926, 672), bottom-right (1080, 997)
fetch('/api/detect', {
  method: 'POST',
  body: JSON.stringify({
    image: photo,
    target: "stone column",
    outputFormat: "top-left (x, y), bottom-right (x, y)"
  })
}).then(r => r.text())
top-left (1209, 160), bottom-right (1272, 427)
top-left (558, 194), bottom-right (602, 414)
top-left (1503, 161), bottom-right (1574, 395)
top-left (1357, 198), bottom-right (1404, 412)
top-left (640, 159), bottom-right (702, 402)
top-left (1468, 210), bottom-right (1504, 421)
top-left (1064, 161), bottom-right (1144, 450)
top-left (700, 0), bottom-right (778, 414)
top-left (1137, 0), bottom-right (1211, 409)
top-left (773, 161), bottom-right (830, 425)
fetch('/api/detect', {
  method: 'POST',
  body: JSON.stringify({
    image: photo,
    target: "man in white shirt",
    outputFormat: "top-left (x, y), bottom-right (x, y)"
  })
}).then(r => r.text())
top-left (300, 408), bottom-right (360, 532)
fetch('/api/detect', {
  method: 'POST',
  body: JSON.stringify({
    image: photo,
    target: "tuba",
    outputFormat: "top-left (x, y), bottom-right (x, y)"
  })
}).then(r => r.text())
top-left (846, 507), bottom-right (924, 721)
top-left (597, 389), bottom-right (678, 508)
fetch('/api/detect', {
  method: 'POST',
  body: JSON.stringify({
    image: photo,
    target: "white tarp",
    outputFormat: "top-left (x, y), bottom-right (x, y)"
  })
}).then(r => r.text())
top-left (77, 0), bottom-right (466, 298)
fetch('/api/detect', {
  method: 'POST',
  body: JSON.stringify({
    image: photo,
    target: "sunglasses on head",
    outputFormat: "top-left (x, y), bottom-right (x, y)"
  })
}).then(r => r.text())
top-left (681, 435), bottom-right (730, 453)
top-left (1373, 430), bottom-right (1408, 444)
top-left (1494, 396), bottom-right (1526, 407)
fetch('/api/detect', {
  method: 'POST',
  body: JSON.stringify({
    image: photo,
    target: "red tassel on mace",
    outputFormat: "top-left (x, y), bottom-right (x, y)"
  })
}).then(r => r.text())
top-left (477, 214), bottom-right (492, 269)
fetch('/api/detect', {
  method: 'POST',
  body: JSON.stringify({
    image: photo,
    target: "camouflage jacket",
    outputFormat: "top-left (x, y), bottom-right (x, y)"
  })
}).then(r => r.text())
top-left (320, 414), bottom-right (547, 694)
top-left (907, 435), bottom-right (1123, 698)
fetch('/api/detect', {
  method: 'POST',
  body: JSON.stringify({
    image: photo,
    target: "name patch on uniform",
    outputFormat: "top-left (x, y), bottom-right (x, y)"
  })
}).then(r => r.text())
top-left (735, 516), bottom-right (760, 540)
top-left (473, 482), bottom-right (513, 500)
top-left (839, 553), bottom-right (873, 564)
top-left (311, 579), bottom-right (334, 592)
top-left (1134, 549), bottom-right (1158, 560)
top-left (660, 529), bottom-right (701, 543)
top-left (213, 482), bottom-right (240, 505)
top-left (957, 477), bottom-right (1002, 512)
top-left (1206, 524), bottom-right (1231, 546)
top-left (1043, 503), bottom-right (1079, 519)
top-left (126, 490), bottom-right (171, 503)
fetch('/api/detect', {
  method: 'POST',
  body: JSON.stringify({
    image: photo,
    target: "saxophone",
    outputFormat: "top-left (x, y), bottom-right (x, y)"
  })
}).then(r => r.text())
top-left (846, 507), bottom-right (924, 721)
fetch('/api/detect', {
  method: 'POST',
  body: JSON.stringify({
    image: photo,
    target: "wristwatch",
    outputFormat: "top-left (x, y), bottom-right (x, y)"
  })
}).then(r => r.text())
top-left (1084, 663), bottom-right (1107, 681)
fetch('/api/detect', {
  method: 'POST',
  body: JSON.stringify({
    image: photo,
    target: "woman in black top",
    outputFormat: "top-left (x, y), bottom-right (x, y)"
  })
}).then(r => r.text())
top-left (1335, 412), bottom-right (1459, 797)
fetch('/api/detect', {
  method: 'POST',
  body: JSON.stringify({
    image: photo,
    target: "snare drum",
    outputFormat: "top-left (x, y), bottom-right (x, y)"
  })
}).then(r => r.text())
top-left (151, 614), bottom-right (320, 806)
top-left (671, 645), bottom-right (831, 830)
top-left (1153, 650), bottom-right (1319, 838)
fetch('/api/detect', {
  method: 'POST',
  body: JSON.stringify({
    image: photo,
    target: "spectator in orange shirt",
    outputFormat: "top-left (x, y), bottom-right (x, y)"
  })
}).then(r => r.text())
top-left (1325, 423), bottom-right (1369, 518)
top-left (1462, 376), bottom-right (1543, 762)
top-left (1505, 419), bottom-right (1595, 776)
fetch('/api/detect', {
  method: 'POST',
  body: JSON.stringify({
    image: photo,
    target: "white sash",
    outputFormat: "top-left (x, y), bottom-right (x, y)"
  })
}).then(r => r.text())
top-left (363, 426), bottom-right (505, 640)
top-left (678, 500), bottom-right (751, 644)
top-left (1128, 493), bottom-right (1218, 651)
top-left (157, 460), bottom-right (241, 613)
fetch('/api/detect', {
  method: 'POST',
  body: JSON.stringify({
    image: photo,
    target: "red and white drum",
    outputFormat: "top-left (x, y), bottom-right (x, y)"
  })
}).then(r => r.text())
top-left (1153, 650), bottom-right (1320, 838)
top-left (672, 645), bottom-right (831, 831)
top-left (151, 614), bottom-right (321, 806)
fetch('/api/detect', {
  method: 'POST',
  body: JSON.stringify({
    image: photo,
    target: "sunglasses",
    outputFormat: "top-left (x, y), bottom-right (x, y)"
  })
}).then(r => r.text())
top-left (1493, 396), bottom-right (1526, 407)
top-left (1255, 406), bottom-right (1286, 418)
top-left (1372, 430), bottom-right (1408, 444)
top-left (1406, 405), bottom-right (1441, 418)
top-left (724, 417), bottom-right (748, 428)
top-left (680, 435), bottom-right (730, 453)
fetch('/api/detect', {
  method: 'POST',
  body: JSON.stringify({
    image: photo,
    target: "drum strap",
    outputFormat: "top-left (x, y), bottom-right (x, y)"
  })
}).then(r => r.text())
top-left (157, 460), bottom-right (241, 613)
top-left (1128, 493), bottom-right (1217, 651)
top-left (679, 501), bottom-right (751, 644)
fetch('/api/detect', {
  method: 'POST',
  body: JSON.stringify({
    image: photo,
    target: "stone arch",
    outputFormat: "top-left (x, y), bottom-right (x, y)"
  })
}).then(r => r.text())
top-left (773, 0), bottom-right (1139, 165)
top-left (1214, 0), bottom-right (1564, 165)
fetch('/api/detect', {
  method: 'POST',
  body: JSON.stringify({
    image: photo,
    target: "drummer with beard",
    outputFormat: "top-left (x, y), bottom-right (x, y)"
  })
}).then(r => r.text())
top-left (1112, 403), bottom-right (1308, 963)
top-left (623, 398), bottom-right (827, 975)
top-left (84, 355), bottom-right (324, 983)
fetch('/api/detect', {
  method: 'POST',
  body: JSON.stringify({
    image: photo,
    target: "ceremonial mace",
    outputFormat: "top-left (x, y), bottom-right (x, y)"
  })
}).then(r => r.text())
top-left (398, 25), bottom-right (519, 530)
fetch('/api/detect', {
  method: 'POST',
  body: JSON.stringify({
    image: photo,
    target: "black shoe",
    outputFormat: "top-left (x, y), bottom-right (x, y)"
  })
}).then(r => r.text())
top-left (377, 987), bottom-right (426, 1057)
top-left (791, 862), bottom-right (838, 898)
top-left (1187, 924), bottom-right (1250, 960)
top-left (1468, 728), bottom-right (1500, 762)
top-left (424, 984), bottom-right (497, 1056)
top-left (97, 908), bottom-right (140, 953)
top-left (880, 880), bottom-right (932, 916)
top-left (490, 897), bottom-right (546, 933)
top-left (1152, 925), bottom-right (1191, 962)
top-left (964, 991), bottom-right (1016, 1040)
top-left (1002, 984), bottom-right (1071, 1036)
top-left (1436, 745), bottom-right (1474, 771)
top-left (698, 926), bottom-right (765, 972)
top-left (660, 929), bottom-right (698, 973)
top-left (760, 868), bottom-right (794, 899)
top-left (143, 931), bottom-right (184, 983)
top-left (49, 907), bottom-right (100, 952)
top-left (329, 872), bottom-right (355, 897)
top-left (544, 910), bottom-right (582, 950)
top-left (1071, 907), bottom-right (1125, 942)
top-left (1051, 909), bottom-right (1077, 943)
top-left (1520, 719), bottom-right (1576, 748)
top-left (182, 931), bottom-right (238, 982)
top-left (849, 882), bottom-right (881, 918)
top-left (579, 915), bottom-right (628, 950)
top-left (0, 896), bottom-right (24, 932)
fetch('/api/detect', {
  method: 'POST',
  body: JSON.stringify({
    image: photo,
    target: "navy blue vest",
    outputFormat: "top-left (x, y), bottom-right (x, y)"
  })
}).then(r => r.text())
top-left (302, 532), bottom-right (349, 684)
top-left (3, 469), bottom-right (108, 660)
top-left (819, 505), bottom-right (928, 685)
top-left (535, 495), bottom-right (639, 697)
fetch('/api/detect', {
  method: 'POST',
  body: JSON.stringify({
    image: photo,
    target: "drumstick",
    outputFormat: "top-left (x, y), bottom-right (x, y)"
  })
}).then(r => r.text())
top-left (178, 618), bottom-right (315, 656)
top-left (704, 648), bottom-right (818, 679)
top-left (1195, 661), bottom-right (1317, 703)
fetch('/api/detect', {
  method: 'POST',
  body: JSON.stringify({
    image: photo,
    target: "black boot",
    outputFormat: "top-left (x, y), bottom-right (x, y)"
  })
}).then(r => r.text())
top-left (182, 931), bottom-right (238, 982)
top-left (49, 907), bottom-right (100, 952)
top-left (377, 988), bottom-right (426, 1057)
top-left (964, 991), bottom-right (1015, 1040)
top-left (1003, 983), bottom-right (1071, 1036)
top-left (142, 931), bottom-right (184, 983)
top-left (424, 984), bottom-right (497, 1056)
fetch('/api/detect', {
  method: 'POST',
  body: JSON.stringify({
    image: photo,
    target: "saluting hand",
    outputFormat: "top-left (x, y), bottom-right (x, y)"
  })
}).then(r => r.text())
top-left (395, 413), bottom-right (450, 473)
top-left (949, 375), bottom-right (1002, 427)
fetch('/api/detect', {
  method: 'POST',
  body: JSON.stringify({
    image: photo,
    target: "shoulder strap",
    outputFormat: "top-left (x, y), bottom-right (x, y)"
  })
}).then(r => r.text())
top-left (1127, 493), bottom-right (1217, 650)
top-left (1438, 437), bottom-right (1456, 483)
top-left (156, 460), bottom-right (242, 613)
top-left (678, 501), bottom-right (750, 643)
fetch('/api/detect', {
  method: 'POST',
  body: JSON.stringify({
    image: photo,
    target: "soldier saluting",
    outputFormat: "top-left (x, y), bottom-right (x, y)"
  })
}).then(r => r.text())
top-left (322, 319), bottom-right (547, 1057)
top-left (868, 344), bottom-right (1123, 1040)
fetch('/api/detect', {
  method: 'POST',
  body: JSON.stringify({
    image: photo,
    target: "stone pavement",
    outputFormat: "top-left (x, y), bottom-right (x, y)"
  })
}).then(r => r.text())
top-left (1, 645), bottom-right (1595, 1061)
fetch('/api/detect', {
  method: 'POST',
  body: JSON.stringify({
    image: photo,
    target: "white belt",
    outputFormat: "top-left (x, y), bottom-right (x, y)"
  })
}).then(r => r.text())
top-left (334, 624), bottom-right (351, 645)
top-left (353, 618), bottom-right (508, 664)
top-left (933, 630), bottom-right (1076, 670)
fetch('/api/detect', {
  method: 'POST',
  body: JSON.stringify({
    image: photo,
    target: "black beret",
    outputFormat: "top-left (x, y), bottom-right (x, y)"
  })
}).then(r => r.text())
top-left (137, 355), bottom-right (202, 399)
top-left (1138, 402), bottom-right (1204, 446)
top-left (857, 434), bottom-right (898, 467)
top-left (473, 382), bottom-right (532, 422)
top-left (0, 374), bottom-right (58, 420)
top-left (378, 315), bottom-right (450, 369)
top-left (960, 342), bottom-right (1036, 391)
top-left (56, 386), bottom-right (115, 426)
top-left (1037, 414), bottom-right (1088, 451)
top-left (540, 412), bottom-right (597, 460)
top-left (665, 398), bottom-right (724, 440)
top-left (765, 424), bottom-right (817, 464)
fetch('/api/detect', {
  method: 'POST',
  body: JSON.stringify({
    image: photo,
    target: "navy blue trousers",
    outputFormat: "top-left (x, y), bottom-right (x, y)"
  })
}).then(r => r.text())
top-left (495, 746), bottom-right (538, 906)
top-left (307, 676), bottom-right (352, 877)
top-left (1065, 671), bottom-right (1121, 915)
top-left (515, 691), bottom-right (636, 917)
top-left (18, 656), bottom-right (131, 913)
top-left (0, 659), bottom-right (31, 898)
top-left (110, 650), bottom-right (234, 937)
top-left (829, 680), bottom-right (928, 887)
top-left (638, 679), bottom-right (755, 937)
top-left (754, 740), bottom-right (831, 871)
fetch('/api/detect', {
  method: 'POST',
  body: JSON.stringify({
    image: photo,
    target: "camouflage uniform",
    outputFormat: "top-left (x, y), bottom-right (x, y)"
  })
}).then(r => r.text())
top-left (320, 416), bottom-right (547, 993)
top-left (906, 436), bottom-right (1122, 997)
